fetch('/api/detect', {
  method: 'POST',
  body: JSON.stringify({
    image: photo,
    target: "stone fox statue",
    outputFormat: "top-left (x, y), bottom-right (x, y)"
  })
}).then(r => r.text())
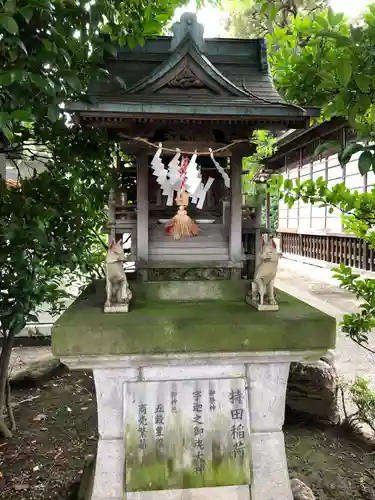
top-left (105, 240), bottom-right (132, 307)
top-left (251, 238), bottom-right (281, 306)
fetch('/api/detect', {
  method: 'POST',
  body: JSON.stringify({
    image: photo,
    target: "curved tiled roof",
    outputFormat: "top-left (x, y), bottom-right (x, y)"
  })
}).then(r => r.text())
top-left (67, 13), bottom-right (318, 129)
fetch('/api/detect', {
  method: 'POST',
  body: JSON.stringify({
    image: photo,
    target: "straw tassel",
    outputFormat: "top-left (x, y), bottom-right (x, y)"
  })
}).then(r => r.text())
top-left (165, 157), bottom-right (199, 239)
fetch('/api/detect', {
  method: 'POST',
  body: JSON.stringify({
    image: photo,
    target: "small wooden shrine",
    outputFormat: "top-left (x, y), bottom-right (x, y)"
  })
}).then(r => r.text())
top-left (54, 13), bottom-right (335, 500)
top-left (67, 12), bottom-right (317, 281)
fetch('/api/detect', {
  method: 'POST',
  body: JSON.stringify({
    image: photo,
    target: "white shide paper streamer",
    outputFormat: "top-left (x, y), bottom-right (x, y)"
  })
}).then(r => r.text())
top-left (209, 148), bottom-right (230, 189)
top-left (150, 146), bottom-right (216, 210)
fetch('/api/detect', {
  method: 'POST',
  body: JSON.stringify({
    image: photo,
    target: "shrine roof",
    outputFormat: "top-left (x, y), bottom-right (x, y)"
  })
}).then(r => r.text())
top-left (67, 13), bottom-right (319, 128)
top-left (265, 117), bottom-right (348, 170)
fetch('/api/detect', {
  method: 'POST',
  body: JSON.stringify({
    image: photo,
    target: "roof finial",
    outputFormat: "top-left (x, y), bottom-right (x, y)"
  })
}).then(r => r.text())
top-left (170, 12), bottom-right (205, 52)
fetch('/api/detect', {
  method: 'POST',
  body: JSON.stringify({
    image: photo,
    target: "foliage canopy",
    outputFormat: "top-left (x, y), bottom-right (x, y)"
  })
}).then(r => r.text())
top-left (0, 0), bottom-right (214, 437)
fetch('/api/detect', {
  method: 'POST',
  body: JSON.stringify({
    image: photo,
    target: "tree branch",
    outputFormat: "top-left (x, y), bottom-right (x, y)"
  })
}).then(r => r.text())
top-left (5, 377), bottom-right (16, 432)
top-left (350, 337), bottom-right (375, 355)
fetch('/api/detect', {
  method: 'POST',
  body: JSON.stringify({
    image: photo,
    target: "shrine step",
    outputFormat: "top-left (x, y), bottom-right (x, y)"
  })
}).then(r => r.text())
top-left (150, 224), bottom-right (227, 241)
top-left (148, 253), bottom-right (230, 262)
top-left (149, 246), bottom-right (228, 256)
top-left (135, 260), bottom-right (244, 269)
top-left (149, 238), bottom-right (228, 247)
top-left (136, 280), bottom-right (248, 301)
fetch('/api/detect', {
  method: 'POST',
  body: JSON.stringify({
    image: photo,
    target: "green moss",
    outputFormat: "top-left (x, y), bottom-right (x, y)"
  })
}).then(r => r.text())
top-left (125, 421), bottom-right (250, 492)
top-left (52, 281), bottom-right (336, 357)
top-left (126, 455), bottom-right (249, 492)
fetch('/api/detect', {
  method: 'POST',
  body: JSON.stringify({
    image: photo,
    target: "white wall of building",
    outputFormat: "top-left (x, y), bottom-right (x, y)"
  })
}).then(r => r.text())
top-left (278, 149), bottom-right (374, 234)
top-left (5, 146), bottom-right (48, 182)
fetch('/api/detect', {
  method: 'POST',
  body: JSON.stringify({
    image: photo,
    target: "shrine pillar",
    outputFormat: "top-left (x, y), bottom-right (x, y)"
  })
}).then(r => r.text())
top-left (136, 150), bottom-right (149, 263)
top-left (229, 151), bottom-right (243, 265)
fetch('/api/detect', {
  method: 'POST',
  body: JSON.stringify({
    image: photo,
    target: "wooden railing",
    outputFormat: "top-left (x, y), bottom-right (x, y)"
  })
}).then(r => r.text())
top-left (280, 231), bottom-right (375, 272)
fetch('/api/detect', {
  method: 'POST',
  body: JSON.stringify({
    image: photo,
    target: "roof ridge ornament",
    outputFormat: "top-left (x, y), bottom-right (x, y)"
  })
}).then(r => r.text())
top-left (171, 12), bottom-right (205, 53)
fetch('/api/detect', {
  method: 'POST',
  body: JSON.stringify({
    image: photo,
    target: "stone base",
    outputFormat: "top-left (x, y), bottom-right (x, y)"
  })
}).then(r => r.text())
top-left (104, 303), bottom-right (129, 313)
top-left (60, 352), bottom-right (330, 500)
top-left (141, 280), bottom-right (247, 301)
top-left (246, 296), bottom-right (279, 311)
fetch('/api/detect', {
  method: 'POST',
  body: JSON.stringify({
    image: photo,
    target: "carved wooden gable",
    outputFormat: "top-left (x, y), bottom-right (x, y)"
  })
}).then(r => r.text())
top-left (126, 14), bottom-right (251, 98)
top-left (167, 66), bottom-right (205, 90)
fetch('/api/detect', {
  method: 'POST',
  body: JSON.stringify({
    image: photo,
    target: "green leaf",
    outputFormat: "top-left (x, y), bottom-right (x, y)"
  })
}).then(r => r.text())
top-left (314, 141), bottom-right (340, 157)
top-left (42, 39), bottom-right (58, 55)
top-left (269, 4), bottom-right (278, 19)
top-left (31, 73), bottom-right (48, 90)
top-left (358, 151), bottom-right (373, 175)
top-left (16, 38), bottom-right (28, 55)
top-left (143, 20), bottom-right (163, 35)
top-left (316, 30), bottom-right (352, 46)
top-left (19, 6), bottom-right (34, 23)
top-left (11, 109), bottom-right (32, 122)
top-left (103, 42), bottom-right (117, 59)
top-left (260, 2), bottom-right (269, 16)
top-left (0, 71), bottom-right (14, 85)
top-left (155, 13), bottom-right (170, 22)
top-left (315, 15), bottom-right (329, 30)
top-left (347, 104), bottom-right (358, 126)
top-left (4, 0), bottom-right (16, 14)
top-left (336, 59), bottom-right (352, 86)
top-left (0, 15), bottom-right (19, 35)
top-left (355, 74), bottom-right (371, 92)
top-left (60, 49), bottom-right (71, 67)
top-left (338, 142), bottom-right (364, 166)
top-left (0, 112), bottom-right (10, 129)
top-left (65, 74), bottom-right (82, 93)
top-left (47, 104), bottom-right (60, 123)
top-left (9, 312), bottom-right (26, 335)
top-left (101, 24), bottom-right (112, 35)
top-left (126, 35), bottom-right (137, 49)
top-left (10, 70), bottom-right (27, 82)
top-left (284, 179), bottom-right (293, 190)
top-left (2, 124), bottom-right (13, 140)
top-left (327, 8), bottom-right (337, 27)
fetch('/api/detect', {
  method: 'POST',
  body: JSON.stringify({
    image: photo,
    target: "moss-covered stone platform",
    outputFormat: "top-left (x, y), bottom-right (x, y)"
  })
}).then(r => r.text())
top-left (52, 281), bottom-right (336, 357)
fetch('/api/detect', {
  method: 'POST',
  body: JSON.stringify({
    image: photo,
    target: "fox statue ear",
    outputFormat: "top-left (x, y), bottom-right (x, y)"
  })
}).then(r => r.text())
top-left (109, 240), bottom-right (115, 248)
top-left (271, 239), bottom-right (277, 248)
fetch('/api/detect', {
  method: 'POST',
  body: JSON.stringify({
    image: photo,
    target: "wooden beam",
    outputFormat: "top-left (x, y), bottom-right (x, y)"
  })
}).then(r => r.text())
top-left (120, 140), bottom-right (237, 157)
top-left (229, 152), bottom-right (243, 264)
top-left (136, 150), bottom-right (149, 262)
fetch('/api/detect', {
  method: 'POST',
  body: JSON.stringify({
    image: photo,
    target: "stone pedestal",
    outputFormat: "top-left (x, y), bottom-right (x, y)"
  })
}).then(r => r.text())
top-left (245, 296), bottom-right (279, 312)
top-left (62, 350), bottom-right (325, 500)
top-left (104, 303), bottom-right (129, 313)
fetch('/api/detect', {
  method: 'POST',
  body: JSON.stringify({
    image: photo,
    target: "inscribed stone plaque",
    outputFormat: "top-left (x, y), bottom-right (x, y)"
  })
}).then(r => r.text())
top-left (124, 379), bottom-right (251, 492)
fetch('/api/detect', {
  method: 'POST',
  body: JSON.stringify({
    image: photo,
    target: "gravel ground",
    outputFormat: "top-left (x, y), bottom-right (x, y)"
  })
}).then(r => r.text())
top-left (275, 258), bottom-right (375, 420)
